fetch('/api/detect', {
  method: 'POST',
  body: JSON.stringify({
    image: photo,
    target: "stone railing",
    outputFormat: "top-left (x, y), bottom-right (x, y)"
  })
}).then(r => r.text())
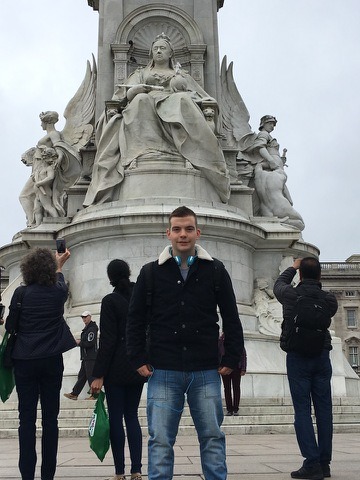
top-left (321, 262), bottom-right (360, 271)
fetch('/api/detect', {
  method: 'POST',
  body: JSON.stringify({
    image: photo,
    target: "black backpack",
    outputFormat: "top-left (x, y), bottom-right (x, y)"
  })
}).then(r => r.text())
top-left (282, 292), bottom-right (332, 357)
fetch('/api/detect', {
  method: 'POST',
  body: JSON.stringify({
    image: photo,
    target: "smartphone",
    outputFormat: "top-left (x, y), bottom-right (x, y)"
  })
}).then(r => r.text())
top-left (56, 238), bottom-right (66, 253)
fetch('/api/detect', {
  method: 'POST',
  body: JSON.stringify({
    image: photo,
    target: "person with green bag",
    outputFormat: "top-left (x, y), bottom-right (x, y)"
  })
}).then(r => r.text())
top-left (91, 259), bottom-right (145, 480)
top-left (0, 331), bottom-right (15, 402)
top-left (88, 390), bottom-right (110, 461)
top-left (0, 277), bottom-right (15, 403)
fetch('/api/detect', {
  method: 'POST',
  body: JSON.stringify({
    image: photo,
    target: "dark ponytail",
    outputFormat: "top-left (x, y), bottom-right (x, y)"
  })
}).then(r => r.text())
top-left (107, 259), bottom-right (131, 293)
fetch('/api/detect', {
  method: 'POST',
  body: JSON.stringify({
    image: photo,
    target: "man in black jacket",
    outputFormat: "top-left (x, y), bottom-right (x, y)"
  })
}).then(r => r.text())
top-left (274, 257), bottom-right (338, 480)
top-left (127, 206), bottom-right (244, 480)
top-left (64, 311), bottom-right (98, 400)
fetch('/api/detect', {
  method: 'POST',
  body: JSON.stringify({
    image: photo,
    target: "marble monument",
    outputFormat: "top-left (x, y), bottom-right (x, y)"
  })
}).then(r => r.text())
top-left (0, 0), bottom-right (358, 397)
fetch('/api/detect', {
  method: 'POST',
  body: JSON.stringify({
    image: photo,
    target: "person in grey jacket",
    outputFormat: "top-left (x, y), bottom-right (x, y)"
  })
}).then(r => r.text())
top-left (273, 257), bottom-right (338, 480)
top-left (126, 205), bottom-right (244, 480)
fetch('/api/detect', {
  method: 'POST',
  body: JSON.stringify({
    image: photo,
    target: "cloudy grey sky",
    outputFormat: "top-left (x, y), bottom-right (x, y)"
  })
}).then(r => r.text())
top-left (1, 0), bottom-right (359, 261)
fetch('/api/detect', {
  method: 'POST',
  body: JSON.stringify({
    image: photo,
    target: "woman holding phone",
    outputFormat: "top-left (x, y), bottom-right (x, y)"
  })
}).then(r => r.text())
top-left (5, 247), bottom-right (76, 480)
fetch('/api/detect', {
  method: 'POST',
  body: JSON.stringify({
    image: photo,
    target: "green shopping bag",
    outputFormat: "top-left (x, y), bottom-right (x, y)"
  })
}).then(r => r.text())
top-left (0, 332), bottom-right (16, 403)
top-left (88, 390), bottom-right (110, 461)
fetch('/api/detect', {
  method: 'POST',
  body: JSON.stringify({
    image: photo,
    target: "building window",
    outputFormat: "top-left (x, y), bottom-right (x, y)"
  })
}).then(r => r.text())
top-left (346, 309), bottom-right (357, 328)
top-left (349, 346), bottom-right (359, 367)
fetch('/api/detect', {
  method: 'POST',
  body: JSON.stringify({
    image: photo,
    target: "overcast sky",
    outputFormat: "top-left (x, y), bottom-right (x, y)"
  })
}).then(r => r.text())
top-left (1, 0), bottom-right (359, 261)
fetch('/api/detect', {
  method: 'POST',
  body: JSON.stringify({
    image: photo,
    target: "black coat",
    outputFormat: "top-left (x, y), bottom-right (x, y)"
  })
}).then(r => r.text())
top-left (273, 266), bottom-right (338, 351)
top-left (6, 273), bottom-right (76, 359)
top-left (126, 256), bottom-right (244, 371)
top-left (79, 321), bottom-right (98, 360)
top-left (92, 284), bottom-right (145, 386)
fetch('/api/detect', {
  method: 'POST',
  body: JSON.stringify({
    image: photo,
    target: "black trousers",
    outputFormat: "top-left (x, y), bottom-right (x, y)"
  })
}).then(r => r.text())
top-left (105, 383), bottom-right (144, 475)
top-left (14, 354), bottom-right (64, 480)
top-left (71, 359), bottom-right (96, 396)
top-left (221, 368), bottom-right (242, 412)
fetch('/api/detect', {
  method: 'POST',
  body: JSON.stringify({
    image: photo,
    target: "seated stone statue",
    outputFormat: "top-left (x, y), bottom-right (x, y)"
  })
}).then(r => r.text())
top-left (83, 33), bottom-right (230, 206)
top-left (238, 115), bottom-right (304, 231)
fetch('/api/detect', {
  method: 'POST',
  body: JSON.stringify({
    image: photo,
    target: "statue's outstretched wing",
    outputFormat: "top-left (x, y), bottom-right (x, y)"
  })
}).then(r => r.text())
top-left (61, 55), bottom-right (97, 149)
top-left (220, 56), bottom-right (252, 148)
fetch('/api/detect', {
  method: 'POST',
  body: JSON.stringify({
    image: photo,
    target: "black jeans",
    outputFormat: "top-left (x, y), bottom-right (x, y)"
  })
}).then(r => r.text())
top-left (14, 355), bottom-right (64, 480)
top-left (105, 382), bottom-right (144, 475)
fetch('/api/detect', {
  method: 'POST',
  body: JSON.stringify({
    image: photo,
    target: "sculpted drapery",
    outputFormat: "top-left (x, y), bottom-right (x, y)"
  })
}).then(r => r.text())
top-left (84, 34), bottom-right (230, 207)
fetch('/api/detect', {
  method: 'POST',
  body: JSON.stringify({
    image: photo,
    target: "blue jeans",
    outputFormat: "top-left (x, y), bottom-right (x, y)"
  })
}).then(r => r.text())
top-left (14, 355), bottom-right (64, 480)
top-left (287, 350), bottom-right (333, 468)
top-left (147, 369), bottom-right (226, 480)
top-left (105, 383), bottom-right (144, 475)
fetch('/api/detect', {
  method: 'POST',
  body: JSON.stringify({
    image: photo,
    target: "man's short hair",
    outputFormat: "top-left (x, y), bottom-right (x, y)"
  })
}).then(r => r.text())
top-left (168, 206), bottom-right (198, 227)
top-left (299, 257), bottom-right (321, 280)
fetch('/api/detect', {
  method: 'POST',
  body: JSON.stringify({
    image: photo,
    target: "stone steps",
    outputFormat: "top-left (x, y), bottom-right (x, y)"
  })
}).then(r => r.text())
top-left (1, 396), bottom-right (360, 439)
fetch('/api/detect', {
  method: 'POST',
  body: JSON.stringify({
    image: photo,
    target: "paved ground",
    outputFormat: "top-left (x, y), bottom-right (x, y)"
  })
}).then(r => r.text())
top-left (1, 433), bottom-right (360, 479)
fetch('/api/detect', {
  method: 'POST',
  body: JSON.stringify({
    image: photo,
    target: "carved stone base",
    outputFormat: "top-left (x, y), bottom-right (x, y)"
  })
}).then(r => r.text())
top-left (118, 157), bottom-right (222, 204)
top-left (229, 184), bottom-right (254, 216)
top-left (66, 183), bottom-right (89, 217)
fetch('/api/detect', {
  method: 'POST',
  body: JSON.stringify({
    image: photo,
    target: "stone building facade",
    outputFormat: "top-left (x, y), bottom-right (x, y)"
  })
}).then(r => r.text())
top-left (321, 255), bottom-right (360, 376)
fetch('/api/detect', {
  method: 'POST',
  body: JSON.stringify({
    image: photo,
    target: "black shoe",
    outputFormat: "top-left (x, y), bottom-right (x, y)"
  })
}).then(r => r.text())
top-left (226, 411), bottom-right (233, 416)
top-left (291, 465), bottom-right (324, 480)
top-left (321, 464), bottom-right (331, 478)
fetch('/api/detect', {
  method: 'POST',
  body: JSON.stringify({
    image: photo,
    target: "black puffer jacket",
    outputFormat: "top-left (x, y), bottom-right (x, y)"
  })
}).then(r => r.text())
top-left (126, 246), bottom-right (244, 372)
top-left (273, 266), bottom-right (338, 352)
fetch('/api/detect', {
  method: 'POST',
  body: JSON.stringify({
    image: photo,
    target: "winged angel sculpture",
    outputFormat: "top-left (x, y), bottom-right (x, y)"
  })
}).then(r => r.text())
top-left (220, 57), bottom-right (304, 231)
top-left (19, 58), bottom-right (97, 227)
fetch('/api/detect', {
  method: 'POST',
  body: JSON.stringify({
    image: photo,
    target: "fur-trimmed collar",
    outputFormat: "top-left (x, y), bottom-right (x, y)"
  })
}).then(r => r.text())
top-left (158, 244), bottom-right (213, 265)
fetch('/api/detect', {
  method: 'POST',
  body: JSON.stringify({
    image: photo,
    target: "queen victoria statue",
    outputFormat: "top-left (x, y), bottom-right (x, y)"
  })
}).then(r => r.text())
top-left (83, 33), bottom-right (230, 207)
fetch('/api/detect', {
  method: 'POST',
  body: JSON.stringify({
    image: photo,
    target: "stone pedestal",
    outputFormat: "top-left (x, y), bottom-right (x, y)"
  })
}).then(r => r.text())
top-left (229, 184), bottom-right (254, 216)
top-left (117, 157), bottom-right (222, 203)
top-left (2, 199), bottom-right (359, 397)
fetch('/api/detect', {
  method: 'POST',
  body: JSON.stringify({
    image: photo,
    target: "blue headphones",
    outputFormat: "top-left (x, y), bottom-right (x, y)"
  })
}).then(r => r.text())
top-left (170, 248), bottom-right (197, 267)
